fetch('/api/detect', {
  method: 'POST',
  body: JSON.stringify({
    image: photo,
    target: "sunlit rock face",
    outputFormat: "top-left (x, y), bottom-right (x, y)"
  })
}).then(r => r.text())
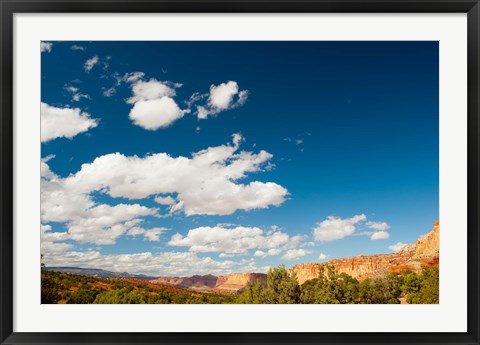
top-left (212, 273), bottom-right (267, 293)
top-left (150, 274), bottom-right (218, 291)
top-left (290, 221), bottom-right (439, 283)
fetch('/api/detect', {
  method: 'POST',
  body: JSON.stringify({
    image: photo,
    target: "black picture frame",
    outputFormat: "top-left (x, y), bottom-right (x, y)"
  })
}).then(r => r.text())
top-left (1, 1), bottom-right (479, 344)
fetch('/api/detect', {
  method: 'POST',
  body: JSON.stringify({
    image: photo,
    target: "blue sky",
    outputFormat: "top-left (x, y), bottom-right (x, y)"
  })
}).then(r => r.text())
top-left (40, 41), bottom-right (439, 276)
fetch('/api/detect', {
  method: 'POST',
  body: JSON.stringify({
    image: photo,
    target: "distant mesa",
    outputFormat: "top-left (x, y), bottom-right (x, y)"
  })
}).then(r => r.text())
top-left (44, 221), bottom-right (439, 293)
top-left (40, 266), bottom-right (154, 280)
top-left (211, 273), bottom-right (267, 293)
top-left (149, 274), bottom-right (218, 291)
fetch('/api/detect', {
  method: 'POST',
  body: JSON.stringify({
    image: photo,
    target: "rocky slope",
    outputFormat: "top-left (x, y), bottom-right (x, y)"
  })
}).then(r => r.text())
top-left (150, 274), bottom-right (218, 291)
top-left (290, 221), bottom-right (439, 283)
top-left (212, 273), bottom-right (267, 293)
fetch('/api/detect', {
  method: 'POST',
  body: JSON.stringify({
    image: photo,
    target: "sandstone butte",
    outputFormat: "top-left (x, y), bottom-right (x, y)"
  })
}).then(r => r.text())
top-left (151, 221), bottom-right (439, 292)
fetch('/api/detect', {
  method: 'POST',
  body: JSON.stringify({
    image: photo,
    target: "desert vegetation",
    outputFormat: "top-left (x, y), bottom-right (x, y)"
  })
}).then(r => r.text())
top-left (237, 265), bottom-right (439, 304)
top-left (41, 270), bottom-right (235, 304)
top-left (42, 264), bottom-right (438, 304)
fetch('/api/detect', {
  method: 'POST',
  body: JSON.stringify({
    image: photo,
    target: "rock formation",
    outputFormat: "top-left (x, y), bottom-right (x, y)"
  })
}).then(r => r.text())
top-left (150, 221), bottom-right (439, 291)
top-left (150, 274), bottom-right (218, 291)
top-left (290, 221), bottom-right (439, 283)
top-left (213, 273), bottom-right (267, 293)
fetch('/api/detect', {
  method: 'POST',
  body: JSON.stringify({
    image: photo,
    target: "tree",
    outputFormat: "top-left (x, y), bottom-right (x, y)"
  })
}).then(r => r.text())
top-left (406, 266), bottom-right (439, 304)
top-left (41, 271), bottom-right (61, 304)
top-left (264, 265), bottom-right (301, 304)
top-left (237, 282), bottom-right (265, 304)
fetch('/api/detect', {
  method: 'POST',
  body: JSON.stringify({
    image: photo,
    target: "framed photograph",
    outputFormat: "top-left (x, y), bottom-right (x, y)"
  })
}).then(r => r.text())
top-left (1, 0), bottom-right (479, 344)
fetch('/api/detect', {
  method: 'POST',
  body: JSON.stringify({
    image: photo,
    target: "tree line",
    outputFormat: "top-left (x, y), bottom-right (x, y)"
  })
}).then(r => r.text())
top-left (41, 264), bottom-right (438, 304)
top-left (236, 264), bottom-right (439, 304)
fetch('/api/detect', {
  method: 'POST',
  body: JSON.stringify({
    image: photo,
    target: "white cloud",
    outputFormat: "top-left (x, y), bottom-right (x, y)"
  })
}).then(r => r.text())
top-left (127, 78), bottom-right (177, 104)
top-left (102, 72), bottom-right (146, 98)
top-left (61, 134), bottom-right (288, 216)
top-left (65, 85), bottom-right (90, 102)
top-left (196, 81), bottom-right (248, 119)
top-left (122, 72), bottom-right (145, 84)
top-left (154, 196), bottom-right (175, 205)
top-left (318, 253), bottom-right (328, 261)
top-left (103, 86), bottom-right (116, 97)
top-left (41, 159), bottom-right (158, 245)
top-left (41, 224), bottom-right (73, 255)
top-left (313, 214), bottom-right (366, 242)
top-left (41, 42), bottom-right (52, 53)
top-left (71, 44), bottom-right (85, 51)
top-left (41, 249), bottom-right (259, 277)
top-left (168, 225), bottom-right (298, 255)
top-left (127, 226), bottom-right (169, 242)
top-left (129, 97), bottom-right (189, 130)
top-left (84, 55), bottom-right (99, 72)
top-left (366, 221), bottom-right (390, 231)
top-left (370, 231), bottom-right (390, 240)
top-left (67, 205), bottom-right (155, 245)
top-left (254, 248), bottom-right (282, 258)
top-left (388, 242), bottom-right (408, 253)
top-left (126, 78), bottom-right (188, 130)
top-left (41, 102), bottom-right (98, 142)
top-left (281, 249), bottom-right (310, 261)
top-left (41, 135), bottom-right (287, 247)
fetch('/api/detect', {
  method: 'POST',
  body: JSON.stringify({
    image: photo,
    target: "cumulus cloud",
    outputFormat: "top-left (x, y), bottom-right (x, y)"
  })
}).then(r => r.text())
top-left (126, 78), bottom-right (188, 130)
top-left (61, 134), bottom-right (288, 216)
top-left (41, 249), bottom-right (259, 277)
top-left (127, 78), bottom-right (177, 104)
top-left (41, 102), bottom-right (98, 142)
top-left (195, 81), bottom-right (248, 119)
top-left (313, 214), bottom-right (366, 242)
top-left (370, 231), bottom-right (390, 240)
top-left (129, 97), bottom-right (188, 130)
top-left (84, 55), bottom-right (99, 72)
top-left (41, 158), bottom-right (159, 245)
top-left (154, 196), bottom-right (175, 205)
top-left (388, 242), bottom-right (408, 253)
top-left (168, 225), bottom-right (298, 255)
top-left (41, 224), bottom-right (73, 255)
top-left (127, 227), bottom-right (169, 242)
top-left (281, 249), bottom-right (310, 261)
top-left (366, 221), bottom-right (390, 231)
top-left (253, 249), bottom-right (282, 258)
top-left (41, 42), bottom-right (52, 53)
top-left (318, 253), bottom-right (328, 261)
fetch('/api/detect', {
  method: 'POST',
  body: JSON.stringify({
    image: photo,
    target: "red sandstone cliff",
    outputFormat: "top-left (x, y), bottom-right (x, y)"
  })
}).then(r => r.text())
top-left (150, 222), bottom-right (439, 291)
top-left (290, 221), bottom-right (439, 283)
top-left (150, 274), bottom-right (218, 291)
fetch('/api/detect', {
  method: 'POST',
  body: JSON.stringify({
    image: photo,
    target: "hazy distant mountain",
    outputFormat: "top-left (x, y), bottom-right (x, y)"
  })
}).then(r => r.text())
top-left (41, 266), bottom-right (154, 279)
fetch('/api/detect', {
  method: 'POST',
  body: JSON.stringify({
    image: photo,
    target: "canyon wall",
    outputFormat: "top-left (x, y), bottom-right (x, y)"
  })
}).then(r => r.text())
top-left (213, 273), bottom-right (267, 293)
top-left (151, 221), bottom-right (439, 291)
top-left (290, 221), bottom-right (439, 283)
top-left (150, 274), bottom-right (218, 291)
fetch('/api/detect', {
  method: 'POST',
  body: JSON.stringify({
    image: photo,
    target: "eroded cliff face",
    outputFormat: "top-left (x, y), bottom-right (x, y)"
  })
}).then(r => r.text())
top-left (290, 221), bottom-right (439, 283)
top-left (414, 221), bottom-right (439, 258)
top-left (150, 274), bottom-right (218, 291)
top-left (213, 273), bottom-right (267, 293)
top-left (150, 222), bottom-right (439, 291)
